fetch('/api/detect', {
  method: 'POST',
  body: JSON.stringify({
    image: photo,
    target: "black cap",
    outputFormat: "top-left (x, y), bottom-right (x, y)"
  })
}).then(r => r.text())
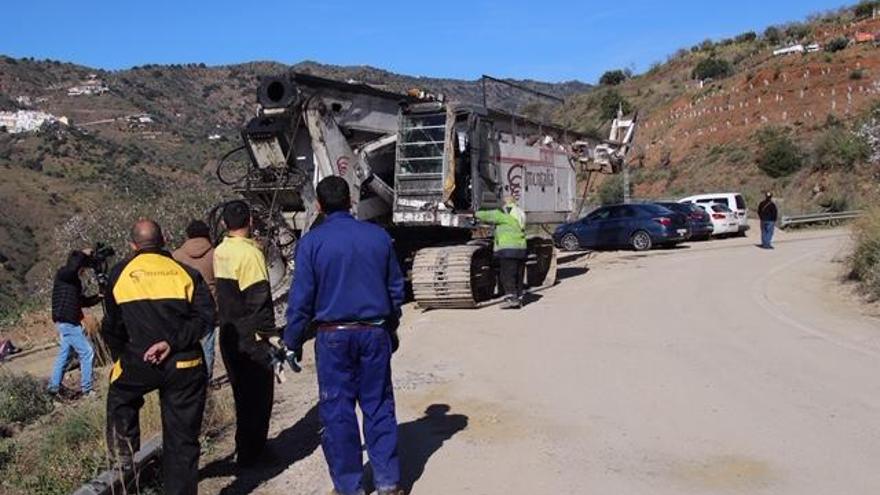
top-left (185, 220), bottom-right (211, 239)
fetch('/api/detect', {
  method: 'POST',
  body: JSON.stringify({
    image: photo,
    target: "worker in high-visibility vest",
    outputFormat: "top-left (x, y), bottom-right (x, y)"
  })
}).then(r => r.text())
top-left (476, 195), bottom-right (527, 309)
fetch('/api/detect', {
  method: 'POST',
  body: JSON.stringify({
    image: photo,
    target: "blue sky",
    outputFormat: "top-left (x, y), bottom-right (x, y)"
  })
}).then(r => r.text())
top-left (3, 0), bottom-right (849, 82)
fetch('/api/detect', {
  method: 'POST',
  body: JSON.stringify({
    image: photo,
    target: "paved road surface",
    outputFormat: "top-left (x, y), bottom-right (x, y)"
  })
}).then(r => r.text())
top-left (197, 228), bottom-right (880, 494)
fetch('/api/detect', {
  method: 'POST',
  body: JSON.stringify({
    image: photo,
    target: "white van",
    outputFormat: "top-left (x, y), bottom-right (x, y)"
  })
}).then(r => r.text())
top-left (679, 192), bottom-right (749, 235)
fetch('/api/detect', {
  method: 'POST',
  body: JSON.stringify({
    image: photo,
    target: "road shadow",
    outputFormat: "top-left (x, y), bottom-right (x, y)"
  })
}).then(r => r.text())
top-left (557, 266), bottom-right (589, 281)
top-left (660, 243), bottom-right (691, 251)
top-left (363, 404), bottom-right (468, 493)
top-left (200, 404), bottom-right (321, 494)
top-left (521, 292), bottom-right (543, 306)
top-left (557, 251), bottom-right (592, 264)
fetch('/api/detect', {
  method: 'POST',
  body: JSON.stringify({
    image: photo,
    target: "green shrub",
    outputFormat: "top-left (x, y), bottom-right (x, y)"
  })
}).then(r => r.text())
top-left (764, 26), bottom-right (782, 44)
top-left (597, 175), bottom-right (627, 205)
top-left (786, 23), bottom-right (812, 40)
top-left (0, 373), bottom-right (53, 426)
top-left (599, 69), bottom-right (628, 86)
top-left (818, 195), bottom-right (851, 213)
top-left (849, 208), bottom-right (880, 300)
top-left (854, 1), bottom-right (879, 18)
top-left (597, 89), bottom-right (633, 120)
top-left (755, 127), bottom-right (804, 178)
top-left (825, 37), bottom-right (849, 53)
top-left (5, 401), bottom-right (107, 494)
top-left (0, 440), bottom-right (14, 470)
top-left (692, 58), bottom-right (733, 80)
top-left (850, 69), bottom-right (865, 80)
top-left (813, 127), bottom-right (870, 169)
top-left (735, 31), bottom-right (758, 43)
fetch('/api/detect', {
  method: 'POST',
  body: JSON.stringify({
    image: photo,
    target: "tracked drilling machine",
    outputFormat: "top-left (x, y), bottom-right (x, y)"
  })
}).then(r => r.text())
top-left (215, 72), bottom-right (635, 317)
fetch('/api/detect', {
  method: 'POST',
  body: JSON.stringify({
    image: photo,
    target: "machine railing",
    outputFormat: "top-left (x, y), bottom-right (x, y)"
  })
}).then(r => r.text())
top-left (779, 210), bottom-right (863, 229)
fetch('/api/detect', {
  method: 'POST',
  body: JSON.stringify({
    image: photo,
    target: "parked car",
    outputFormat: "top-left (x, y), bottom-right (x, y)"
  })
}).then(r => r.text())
top-left (679, 192), bottom-right (749, 235)
top-left (697, 203), bottom-right (739, 236)
top-left (554, 203), bottom-right (689, 252)
top-left (655, 201), bottom-right (714, 241)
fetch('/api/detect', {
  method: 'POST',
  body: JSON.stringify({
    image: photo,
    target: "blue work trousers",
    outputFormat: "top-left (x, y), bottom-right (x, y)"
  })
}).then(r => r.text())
top-left (316, 327), bottom-right (399, 495)
top-left (49, 322), bottom-right (94, 393)
top-left (761, 220), bottom-right (775, 248)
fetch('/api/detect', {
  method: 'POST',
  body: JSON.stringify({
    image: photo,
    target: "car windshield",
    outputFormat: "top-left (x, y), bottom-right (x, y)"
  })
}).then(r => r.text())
top-left (697, 197), bottom-right (729, 207)
top-left (640, 204), bottom-right (673, 216)
top-left (585, 208), bottom-right (611, 221)
top-left (657, 202), bottom-right (688, 213)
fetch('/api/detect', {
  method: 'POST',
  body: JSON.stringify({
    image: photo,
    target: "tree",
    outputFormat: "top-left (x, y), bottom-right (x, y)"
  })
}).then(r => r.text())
top-left (599, 69), bottom-right (628, 86)
top-left (825, 37), bottom-right (849, 53)
top-left (854, 1), bottom-right (879, 18)
top-left (755, 127), bottom-right (804, 178)
top-left (598, 89), bottom-right (633, 121)
top-left (764, 26), bottom-right (782, 44)
top-left (735, 31), bottom-right (758, 43)
top-left (597, 175), bottom-right (627, 205)
top-left (692, 58), bottom-right (733, 80)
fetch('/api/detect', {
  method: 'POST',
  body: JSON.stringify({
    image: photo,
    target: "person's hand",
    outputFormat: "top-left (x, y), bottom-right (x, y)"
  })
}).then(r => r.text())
top-left (389, 328), bottom-right (400, 354)
top-left (143, 341), bottom-right (171, 365)
top-left (285, 345), bottom-right (302, 372)
top-left (81, 248), bottom-right (94, 257)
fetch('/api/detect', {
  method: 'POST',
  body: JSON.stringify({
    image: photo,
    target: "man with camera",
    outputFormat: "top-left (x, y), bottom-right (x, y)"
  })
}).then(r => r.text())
top-left (48, 248), bottom-right (103, 398)
top-left (101, 219), bottom-right (215, 495)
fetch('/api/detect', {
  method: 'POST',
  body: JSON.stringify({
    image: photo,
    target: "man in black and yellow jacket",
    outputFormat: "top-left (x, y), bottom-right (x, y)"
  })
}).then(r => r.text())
top-left (213, 200), bottom-right (277, 467)
top-left (101, 219), bottom-right (215, 495)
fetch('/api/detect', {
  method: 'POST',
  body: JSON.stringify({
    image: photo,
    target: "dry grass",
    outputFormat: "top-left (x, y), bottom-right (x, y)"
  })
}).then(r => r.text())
top-left (849, 207), bottom-right (880, 300)
top-left (0, 365), bottom-right (234, 495)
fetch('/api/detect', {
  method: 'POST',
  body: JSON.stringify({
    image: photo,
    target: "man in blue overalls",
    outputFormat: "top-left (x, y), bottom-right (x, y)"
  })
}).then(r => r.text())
top-left (284, 176), bottom-right (406, 495)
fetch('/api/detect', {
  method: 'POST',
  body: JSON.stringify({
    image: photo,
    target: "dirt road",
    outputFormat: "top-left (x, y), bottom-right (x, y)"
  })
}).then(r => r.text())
top-left (199, 228), bottom-right (880, 494)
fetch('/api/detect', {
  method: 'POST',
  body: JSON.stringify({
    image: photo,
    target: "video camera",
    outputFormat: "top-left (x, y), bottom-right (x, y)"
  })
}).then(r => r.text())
top-left (84, 242), bottom-right (116, 291)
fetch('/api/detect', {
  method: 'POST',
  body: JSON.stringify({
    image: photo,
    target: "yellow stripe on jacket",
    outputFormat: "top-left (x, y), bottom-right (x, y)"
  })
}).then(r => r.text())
top-left (213, 236), bottom-right (269, 291)
top-left (113, 253), bottom-right (195, 304)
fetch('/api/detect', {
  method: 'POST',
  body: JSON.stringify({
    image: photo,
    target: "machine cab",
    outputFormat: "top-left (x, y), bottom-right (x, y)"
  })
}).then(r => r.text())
top-left (393, 102), bottom-right (500, 227)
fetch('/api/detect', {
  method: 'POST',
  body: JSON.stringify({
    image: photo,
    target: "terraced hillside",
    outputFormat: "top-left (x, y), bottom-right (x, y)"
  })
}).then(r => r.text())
top-left (560, 8), bottom-right (880, 211)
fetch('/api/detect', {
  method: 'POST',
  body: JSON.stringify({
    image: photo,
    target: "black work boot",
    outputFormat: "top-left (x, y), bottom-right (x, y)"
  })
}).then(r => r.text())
top-left (500, 297), bottom-right (519, 309)
top-left (377, 488), bottom-right (405, 495)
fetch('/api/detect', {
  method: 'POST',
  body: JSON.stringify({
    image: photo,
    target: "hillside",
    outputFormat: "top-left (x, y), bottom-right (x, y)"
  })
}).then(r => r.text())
top-left (0, 58), bottom-right (588, 319)
top-left (4, 3), bottom-right (880, 322)
top-left (559, 6), bottom-right (880, 211)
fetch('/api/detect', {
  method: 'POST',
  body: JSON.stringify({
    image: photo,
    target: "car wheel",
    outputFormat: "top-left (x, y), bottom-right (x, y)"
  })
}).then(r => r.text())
top-left (560, 233), bottom-right (580, 252)
top-left (631, 230), bottom-right (652, 251)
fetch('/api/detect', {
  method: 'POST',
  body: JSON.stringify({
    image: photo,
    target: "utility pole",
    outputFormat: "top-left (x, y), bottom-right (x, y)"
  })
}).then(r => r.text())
top-left (614, 105), bottom-right (632, 204)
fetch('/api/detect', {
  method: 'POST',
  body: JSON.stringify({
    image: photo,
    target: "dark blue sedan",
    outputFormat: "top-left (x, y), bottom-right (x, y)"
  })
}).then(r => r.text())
top-left (554, 203), bottom-right (690, 251)
top-left (655, 201), bottom-right (714, 241)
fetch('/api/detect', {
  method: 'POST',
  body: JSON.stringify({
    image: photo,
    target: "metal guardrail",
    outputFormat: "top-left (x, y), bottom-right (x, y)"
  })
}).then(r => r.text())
top-left (71, 436), bottom-right (162, 495)
top-left (779, 210), bottom-right (863, 229)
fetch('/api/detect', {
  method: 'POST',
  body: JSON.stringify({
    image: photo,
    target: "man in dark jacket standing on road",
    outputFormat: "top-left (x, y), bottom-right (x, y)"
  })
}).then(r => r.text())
top-left (758, 192), bottom-right (778, 249)
top-left (48, 249), bottom-right (102, 397)
top-left (173, 219), bottom-right (218, 380)
top-left (285, 176), bottom-right (405, 495)
top-left (214, 201), bottom-right (277, 467)
top-left (102, 219), bottom-right (215, 495)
